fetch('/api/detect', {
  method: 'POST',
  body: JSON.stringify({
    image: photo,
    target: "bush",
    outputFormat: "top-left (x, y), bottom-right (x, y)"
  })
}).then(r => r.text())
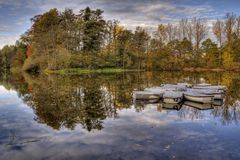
top-left (47, 46), bottom-right (71, 70)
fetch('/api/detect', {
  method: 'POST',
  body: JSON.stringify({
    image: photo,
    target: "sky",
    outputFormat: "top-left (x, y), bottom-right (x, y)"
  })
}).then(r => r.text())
top-left (0, 0), bottom-right (240, 48)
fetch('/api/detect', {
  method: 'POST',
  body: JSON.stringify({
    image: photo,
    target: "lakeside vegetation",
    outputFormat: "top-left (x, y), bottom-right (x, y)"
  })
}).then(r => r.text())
top-left (1, 7), bottom-right (240, 74)
top-left (45, 68), bottom-right (133, 75)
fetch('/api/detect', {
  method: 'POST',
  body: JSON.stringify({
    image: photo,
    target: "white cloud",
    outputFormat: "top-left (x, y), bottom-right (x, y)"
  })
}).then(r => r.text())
top-left (0, 0), bottom-right (228, 47)
top-left (0, 35), bottom-right (19, 48)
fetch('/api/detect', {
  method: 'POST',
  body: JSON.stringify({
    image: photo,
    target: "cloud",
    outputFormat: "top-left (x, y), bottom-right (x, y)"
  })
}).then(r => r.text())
top-left (0, 0), bottom-right (239, 48)
top-left (0, 35), bottom-right (19, 48)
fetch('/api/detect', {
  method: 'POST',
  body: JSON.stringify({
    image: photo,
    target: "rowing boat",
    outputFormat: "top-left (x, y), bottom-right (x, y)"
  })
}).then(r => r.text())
top-left (133, 91), bottom-right (160, 101)
top-left (184, 92), bottom-right (214, 103)
top-left (163, 91), bottom-right (183, 104)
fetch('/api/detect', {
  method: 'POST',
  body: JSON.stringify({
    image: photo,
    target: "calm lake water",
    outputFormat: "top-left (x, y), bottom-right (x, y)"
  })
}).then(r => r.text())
top-left (0, 71), bottom-right (240, 160)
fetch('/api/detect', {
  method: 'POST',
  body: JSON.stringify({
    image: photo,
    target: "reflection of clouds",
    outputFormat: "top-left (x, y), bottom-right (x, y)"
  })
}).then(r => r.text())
top-left (1, 95), bottom-right (240, 160)
top-left (0, 99), bottom-right (19, 107)
top-left (0, 86), bottom-right (23, 107)
top-left (0, 86), bottom-right (8, 94)
top-left (120, 106), bottom-right (180, 126)
top-left (0, 86), bottom-right (17, 96)
top-left (2, 71), bottom-right (240, 159)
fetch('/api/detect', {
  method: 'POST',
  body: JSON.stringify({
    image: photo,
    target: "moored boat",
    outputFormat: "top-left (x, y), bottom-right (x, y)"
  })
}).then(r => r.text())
top-left (163, 91), bottom-right (183, 104)
top-left (160, 84), bottom-right (187, 91)
top-left (193, 85), bottom-right (226, 92)
top-left (187, 88), bottom-right (224, 100)
top-left (195, 83), bottom-right (211, 87)
top-left (184, 92), bottom-right (214, 103)
top-left (133, 91), bottom-right (160, 101)
top-left (144, 87), bottom-right (165, 97)
top-left (177, 83), bottom-right (192, 88)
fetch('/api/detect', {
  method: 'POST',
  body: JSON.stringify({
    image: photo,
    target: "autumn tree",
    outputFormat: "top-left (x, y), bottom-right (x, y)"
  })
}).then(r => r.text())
top-left (0, 45), bottom-right (17, 71)
top-left (116, 28), bottom-right (133, 68)
top-left (11, 41), bottom-right (27, 71)
top-left (60, 9), bottom-right (78, 52)
top-left (224, 13), bottom-right (236, 44)
top-left (213, 19), bottom-right (225, 47)
top-left (132, 27), bottom-right (150, 70)
top-left (223, 47), bottom-right (234, 69)
top-left (2, 8), bottom-right (240, 73)
top-left (201, 39), bottom-right (221, 67)
top-left (191, 17), bottom-right (208, 51)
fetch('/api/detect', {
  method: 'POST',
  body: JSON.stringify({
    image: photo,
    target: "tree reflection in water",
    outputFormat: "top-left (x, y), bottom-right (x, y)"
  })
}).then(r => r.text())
top-left (1, 71), bottom-right (240, 131)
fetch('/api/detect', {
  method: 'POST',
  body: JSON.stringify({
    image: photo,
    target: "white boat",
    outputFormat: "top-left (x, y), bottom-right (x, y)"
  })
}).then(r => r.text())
top-left (193, 85), bottom-right (226, 91)
top-left (187, 88), bottom-right (224, 100)
top-left (133, 91), bottom-right (160, 101)
top-left (200, 91), bottom-right (224, 100)
top-left (163, 91), bottom-right (183, 104)
top-left (177, 83), bottom-right (192, 88)
top-left (160, 84), bottom-right (187, 91)
top-left (144, 87), bottom-right (165, 97)
top-left (184, 92), bottom-right (214, 103)
top-left (184, 101), bottom-right (213, 110)
top-left (195, 83), bottom-right (211, 87)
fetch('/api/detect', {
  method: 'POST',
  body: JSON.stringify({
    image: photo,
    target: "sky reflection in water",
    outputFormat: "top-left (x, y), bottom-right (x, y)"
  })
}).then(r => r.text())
top-left (0, 72), bottom-right (240, 160)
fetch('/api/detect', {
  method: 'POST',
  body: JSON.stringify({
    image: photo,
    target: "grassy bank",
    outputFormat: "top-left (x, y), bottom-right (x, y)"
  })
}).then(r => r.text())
top-left (45, 67), bottom-right (240, 75)
top-left (183, 67), bottom-right (240, 72)
top-left (45, 68), bottom-right (135, 75)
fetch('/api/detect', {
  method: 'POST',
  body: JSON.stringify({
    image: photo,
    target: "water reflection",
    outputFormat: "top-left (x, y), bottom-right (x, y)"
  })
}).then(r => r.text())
top-left (1, 71), bottom-right (240, 131)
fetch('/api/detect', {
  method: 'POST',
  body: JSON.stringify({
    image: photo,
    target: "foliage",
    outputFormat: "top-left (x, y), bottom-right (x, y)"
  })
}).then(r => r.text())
top-left (1, 9), bottom-right (240, 73)
top-left (222, 48), bottom-right (234, 69)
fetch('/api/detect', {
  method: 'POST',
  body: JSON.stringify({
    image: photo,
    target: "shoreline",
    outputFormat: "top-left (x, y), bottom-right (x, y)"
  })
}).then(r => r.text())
top-left (44, 68), bottom-right (137, 75)
top-left (44, 67), bottom-right (240, 75)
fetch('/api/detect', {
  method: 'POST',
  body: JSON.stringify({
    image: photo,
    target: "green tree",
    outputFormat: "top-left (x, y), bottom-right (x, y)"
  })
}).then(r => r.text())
top-left (11, 41), bottom-right (27, 72)
top-left (132, 27), bottom-right (150, 70)
top-left (80, 7), bottom-right (106, 54)
top-left (30, 9), bottom-right (61, 69)
top-left (116, 28), bottom-right (133, 68)
top-left (201, 39), bottom-right (221, 67)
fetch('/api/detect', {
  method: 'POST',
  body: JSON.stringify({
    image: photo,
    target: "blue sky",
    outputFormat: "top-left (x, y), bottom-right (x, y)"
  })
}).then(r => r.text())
top-left (0, 0), bottom-right (240, 48)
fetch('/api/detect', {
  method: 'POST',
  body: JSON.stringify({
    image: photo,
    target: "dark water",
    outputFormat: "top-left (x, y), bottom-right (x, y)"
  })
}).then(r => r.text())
top-left (0, 71), bottom-right (240, 160)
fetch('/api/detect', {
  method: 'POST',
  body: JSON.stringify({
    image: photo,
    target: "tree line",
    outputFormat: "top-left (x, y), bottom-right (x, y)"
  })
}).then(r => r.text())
top-left (1, 7), bottom-right (240, 73)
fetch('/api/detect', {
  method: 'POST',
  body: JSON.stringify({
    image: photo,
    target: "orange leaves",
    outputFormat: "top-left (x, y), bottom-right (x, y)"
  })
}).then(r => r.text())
top-left (26, 45), bottom-right (33, 58)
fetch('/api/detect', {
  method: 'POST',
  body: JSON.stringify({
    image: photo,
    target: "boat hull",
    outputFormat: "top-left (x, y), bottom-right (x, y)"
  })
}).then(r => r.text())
top-left (163, 97), bottom-right (182, 104)
top-left (187, 89), bottom-right (224, 100)
top-left (193, 86), bottom-right (226, 92)
top-left (133, 91), bottom-right (160, 101)
top-left (211, 93), bottom-right (224, 100)
top-left (144, 88), bottom-right (164, 98)
top-left (163, 103), bottom-right (182, 110)
top-left (184, 94), bottom-right (213, 103)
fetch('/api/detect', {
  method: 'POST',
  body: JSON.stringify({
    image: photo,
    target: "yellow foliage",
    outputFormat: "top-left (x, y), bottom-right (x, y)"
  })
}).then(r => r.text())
top-left (116, 26), bottom-right (124, 35)
top-left (222, 50), bottom-right (234, 69)
top-left (47, 46), bottom-right (71, 70)
top-left (146, 52), bottom-right (153, 71)
top-left (221, 73), bottom-right (233, 88)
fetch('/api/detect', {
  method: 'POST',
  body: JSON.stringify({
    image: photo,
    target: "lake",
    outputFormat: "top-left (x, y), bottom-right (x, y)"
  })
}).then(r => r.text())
top-left (0, 71), bottom-right (240, 160)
